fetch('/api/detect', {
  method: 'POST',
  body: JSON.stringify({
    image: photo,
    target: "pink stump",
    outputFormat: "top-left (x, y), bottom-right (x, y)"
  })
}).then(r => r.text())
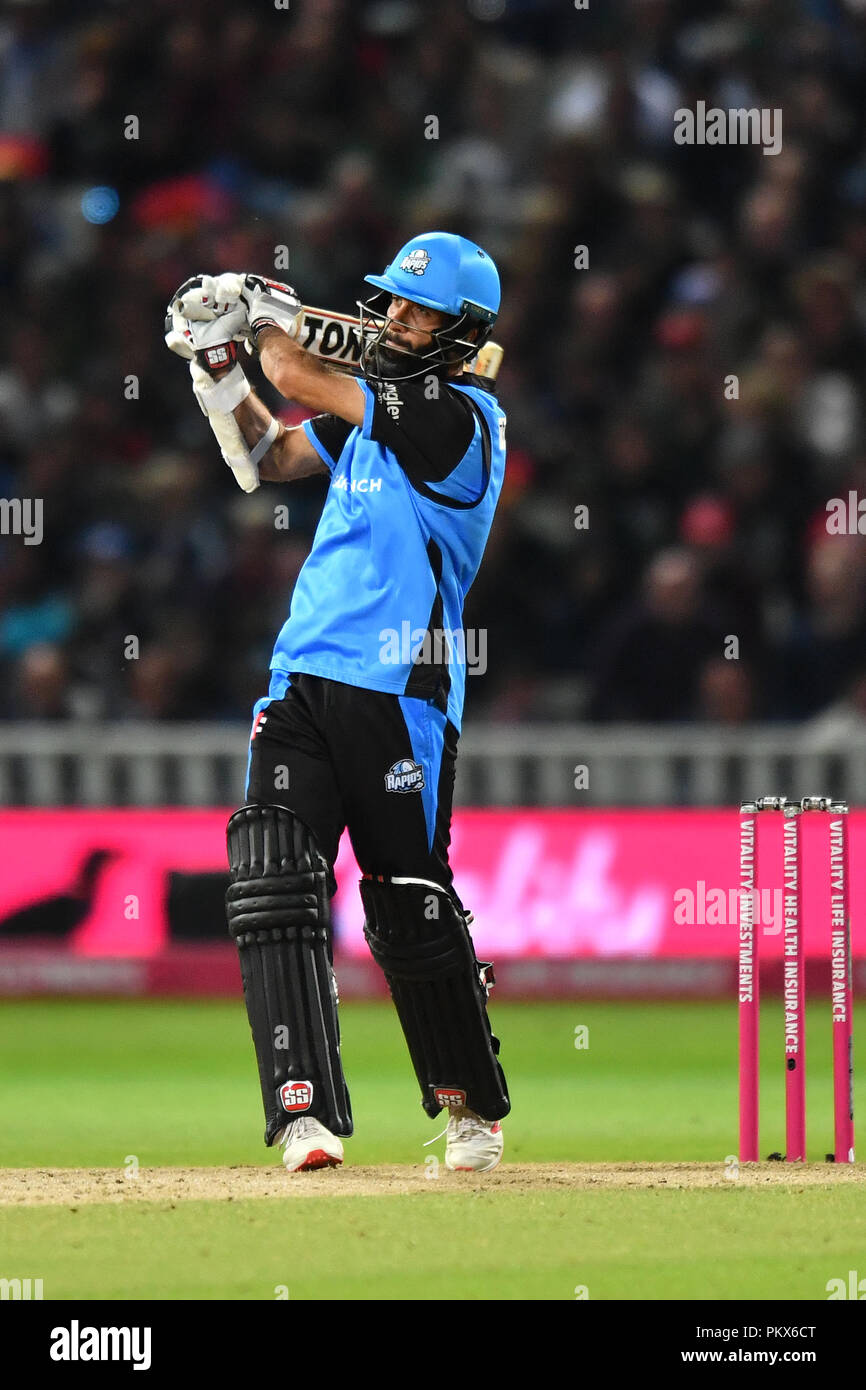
top-left (783, 807), bottom-right (805, 1161)
top-left (830, 810), bottom-right (855, 1164)
top-left (739, 807), bottom-right (759, 1162)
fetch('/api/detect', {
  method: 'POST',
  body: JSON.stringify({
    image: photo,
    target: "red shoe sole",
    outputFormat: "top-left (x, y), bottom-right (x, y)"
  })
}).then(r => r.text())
top-left (296, 1149), bottom-right (342, 1171)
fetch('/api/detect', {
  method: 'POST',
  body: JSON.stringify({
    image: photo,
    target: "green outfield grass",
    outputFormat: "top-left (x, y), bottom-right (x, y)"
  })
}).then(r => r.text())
top-left (0, 997), bottom-right (855, 1165)
top-left (3, 1186), bottom-right (865, 1302)
top-left (0, 998), bottom-right (863, 1300)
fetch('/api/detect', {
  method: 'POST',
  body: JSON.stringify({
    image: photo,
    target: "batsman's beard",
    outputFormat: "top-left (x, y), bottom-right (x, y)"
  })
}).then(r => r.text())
top-left (367, 336), bottom-right (426, 379)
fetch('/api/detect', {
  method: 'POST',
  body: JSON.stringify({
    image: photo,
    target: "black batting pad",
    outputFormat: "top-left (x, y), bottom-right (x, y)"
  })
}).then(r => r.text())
top-left (360, 876), bottom-right (510, 1122)
top-left (226, 804), bottom-right (352, 1142)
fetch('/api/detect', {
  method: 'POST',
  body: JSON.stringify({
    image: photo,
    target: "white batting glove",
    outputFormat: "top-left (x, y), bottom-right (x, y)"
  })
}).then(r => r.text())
top-left (241, 274), bottom-right (305, 345)
top-left (164, 273), bottom-right (250, 372)
top-left (175, 272), bottom-right (244, 319)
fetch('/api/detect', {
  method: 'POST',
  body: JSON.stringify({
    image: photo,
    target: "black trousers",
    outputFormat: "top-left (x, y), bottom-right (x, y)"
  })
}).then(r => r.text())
top-left (244, 671), bottom-right (460, 900)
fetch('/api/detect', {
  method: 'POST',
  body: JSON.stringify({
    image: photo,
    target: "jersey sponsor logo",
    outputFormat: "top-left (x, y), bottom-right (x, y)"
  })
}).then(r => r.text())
top-left (279, 1080), bottom-right (314, 1113)
top-left (434, 1086), bottom-right (467, 1109)
top-left (400, 249), bottom-right (430, 276)
top-left (498, 415), bottom-right (506, 449)
top-left (377, 381), bottom-right (403, 420)
top-left (333, 475), bottom-right (382, 493)
top-left (384, 758), bottom-right (426, 793)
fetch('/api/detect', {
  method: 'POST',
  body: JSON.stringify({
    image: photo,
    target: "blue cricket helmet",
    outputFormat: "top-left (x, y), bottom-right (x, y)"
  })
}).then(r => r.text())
top-left (358, 231), bottom-right (500, 382)
top-left (364, 231), bottom-right (500, 322)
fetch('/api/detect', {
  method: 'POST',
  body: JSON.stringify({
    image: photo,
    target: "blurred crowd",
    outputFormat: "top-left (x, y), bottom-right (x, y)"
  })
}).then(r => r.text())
top-left (2, 0), bottom-right (866, 726)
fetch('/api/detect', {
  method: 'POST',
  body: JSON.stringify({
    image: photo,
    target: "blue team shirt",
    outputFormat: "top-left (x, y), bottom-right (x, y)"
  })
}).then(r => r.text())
top-left (269, 375), bottom-right (506, 732)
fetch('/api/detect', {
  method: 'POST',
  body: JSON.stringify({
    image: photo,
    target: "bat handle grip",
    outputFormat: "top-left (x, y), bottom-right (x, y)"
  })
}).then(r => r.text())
top-left (474, 342), bottom-right (503, 380)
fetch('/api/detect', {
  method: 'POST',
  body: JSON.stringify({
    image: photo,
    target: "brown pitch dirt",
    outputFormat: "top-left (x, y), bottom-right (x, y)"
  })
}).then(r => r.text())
top-left (1, 1162), bottom-right (864, 1206)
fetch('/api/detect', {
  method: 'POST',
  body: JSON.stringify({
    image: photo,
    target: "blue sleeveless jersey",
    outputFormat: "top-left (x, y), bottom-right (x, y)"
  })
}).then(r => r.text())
top-left (269, 378), bottom-right (506, 732)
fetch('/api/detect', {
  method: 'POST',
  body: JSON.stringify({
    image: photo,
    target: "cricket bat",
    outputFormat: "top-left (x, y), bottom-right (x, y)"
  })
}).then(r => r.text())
top-left (297, 306), bottom-right (504, 381)
top-left (167, 297), bottom-right (503, 380)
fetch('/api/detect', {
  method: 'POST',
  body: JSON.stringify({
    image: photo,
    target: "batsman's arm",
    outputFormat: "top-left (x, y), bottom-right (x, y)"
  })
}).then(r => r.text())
top-left (220, 325), bottom-right (363, 483)
top-left (255, 325), bottom-right (366, 425)
top-left (230, 388), bottom-right (329, 483)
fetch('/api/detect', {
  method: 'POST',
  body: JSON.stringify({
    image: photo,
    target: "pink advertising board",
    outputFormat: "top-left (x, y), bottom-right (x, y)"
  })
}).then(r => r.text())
top-left (0, 808), bottom-right (861, 961)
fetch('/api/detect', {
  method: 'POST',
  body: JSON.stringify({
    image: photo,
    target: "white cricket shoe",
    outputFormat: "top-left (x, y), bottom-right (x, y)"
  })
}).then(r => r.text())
top-left (444, 1107), bottom-right (504, 1172)
top-left (276, 1116), bottom-right (344, 1172)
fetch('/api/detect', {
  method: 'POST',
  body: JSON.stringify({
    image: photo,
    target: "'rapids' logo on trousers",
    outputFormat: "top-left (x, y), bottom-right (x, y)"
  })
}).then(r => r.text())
top-left (384, 759), bottom-right (425, 793)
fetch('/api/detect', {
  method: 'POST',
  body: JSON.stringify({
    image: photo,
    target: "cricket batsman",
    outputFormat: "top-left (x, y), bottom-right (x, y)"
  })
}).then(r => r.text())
top-left (165, 232), bottom-right (509, 1172)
